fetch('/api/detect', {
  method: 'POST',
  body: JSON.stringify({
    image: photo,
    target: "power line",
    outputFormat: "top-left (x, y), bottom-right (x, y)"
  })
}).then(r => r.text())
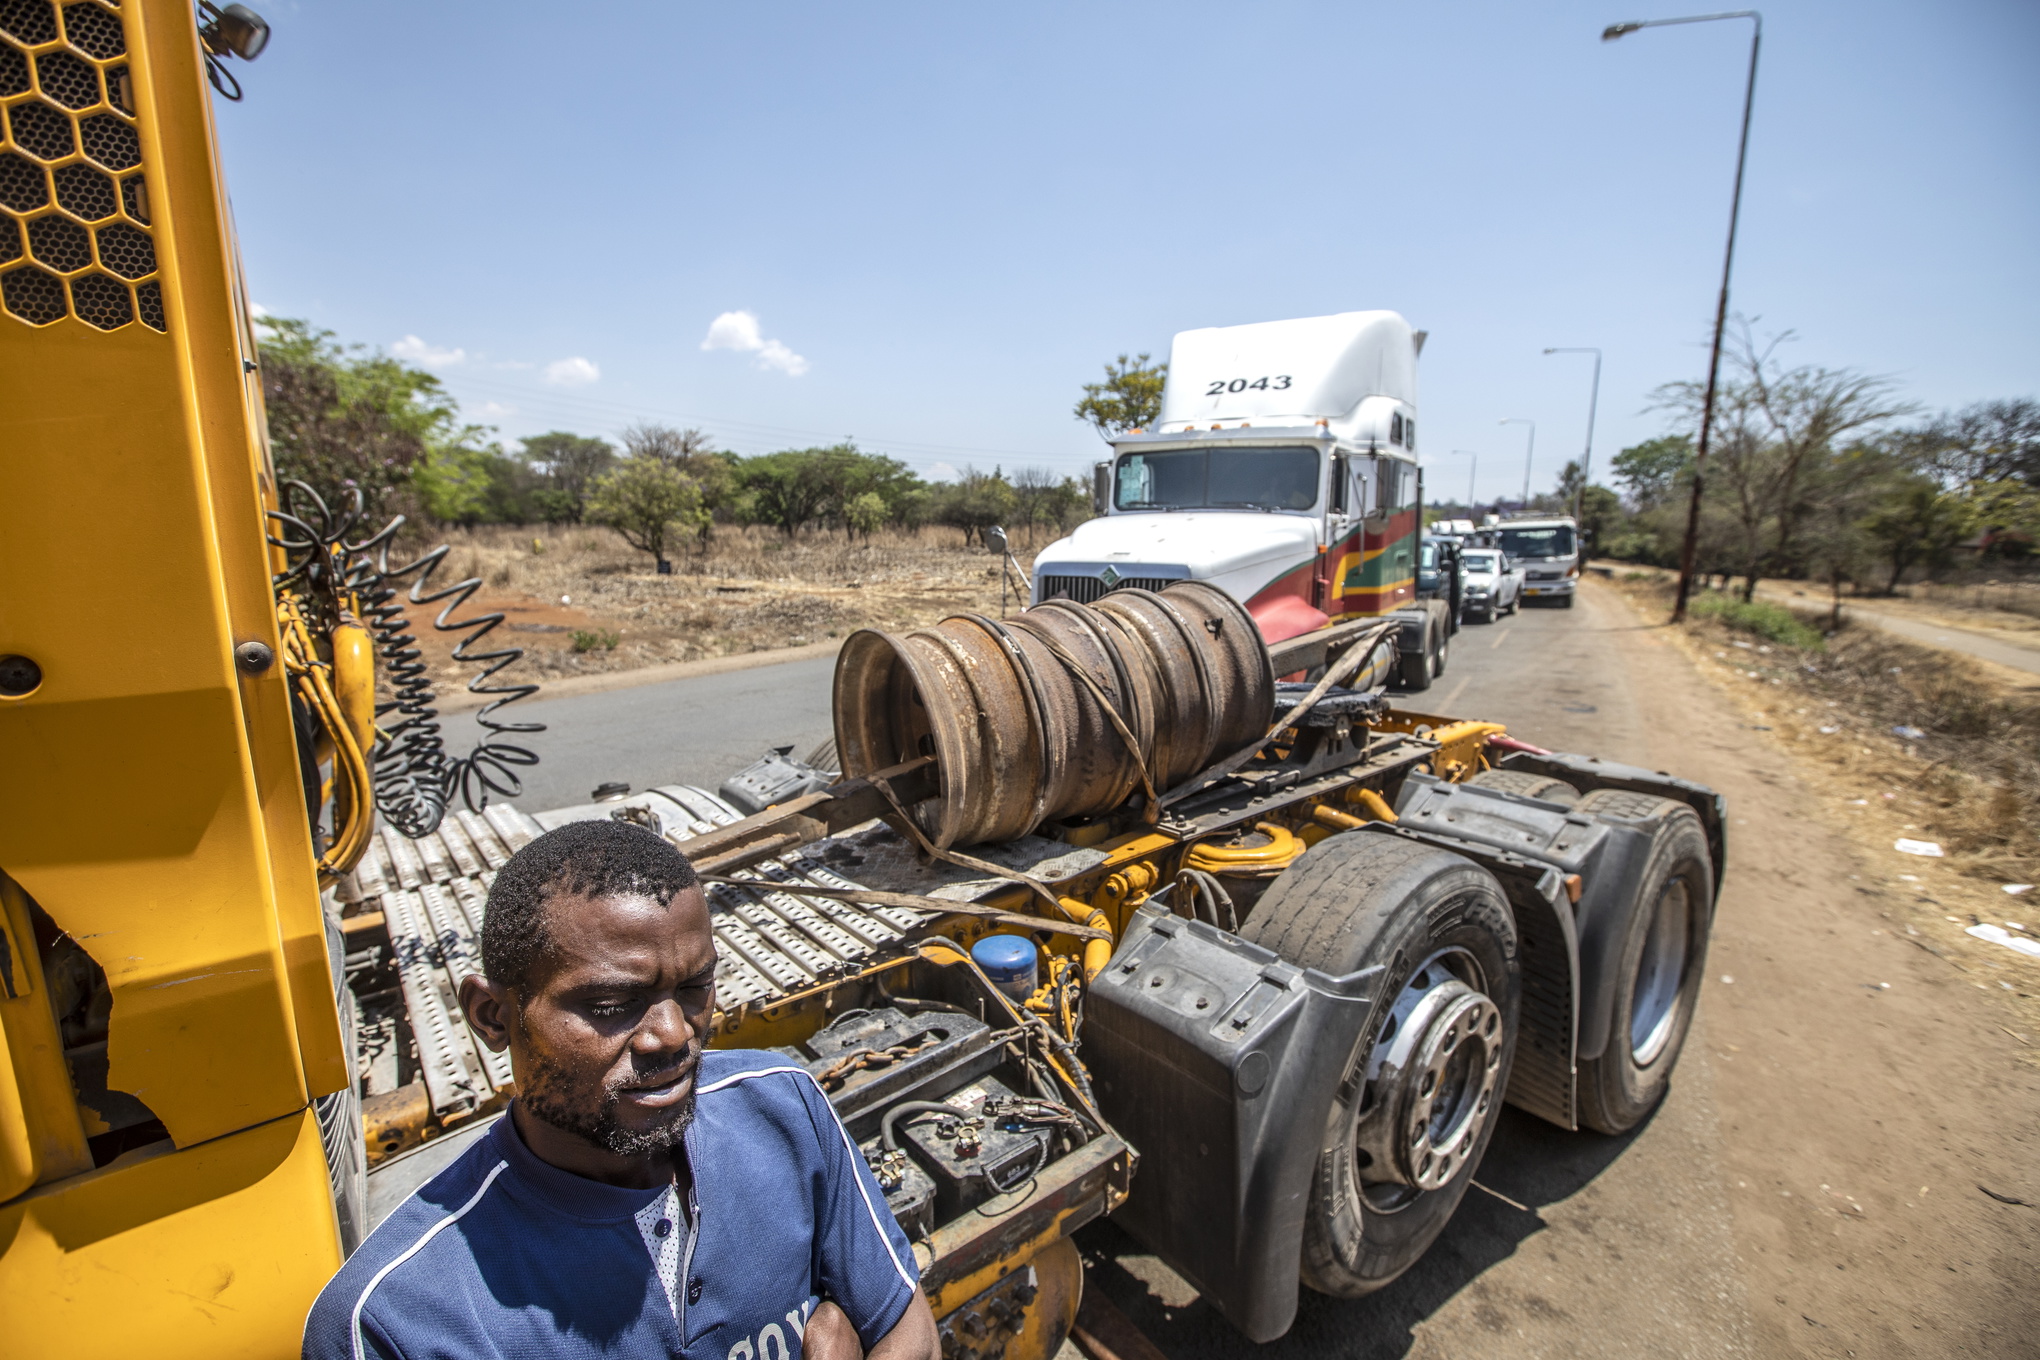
top-left (436, 370), bottom-right (1090, 469)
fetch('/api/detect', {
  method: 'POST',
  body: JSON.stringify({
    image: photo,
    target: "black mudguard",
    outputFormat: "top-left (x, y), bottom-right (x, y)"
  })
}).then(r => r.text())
top-left (1085, 908), bottom-right (1381, 1342)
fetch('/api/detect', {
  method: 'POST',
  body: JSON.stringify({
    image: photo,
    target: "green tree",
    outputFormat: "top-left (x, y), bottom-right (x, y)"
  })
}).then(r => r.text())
top-left (1651, 319), bottom-right (1914, 600)
top-left (520, 431), bottom-right (616, 522)
top-left (844, 491), bottom-right (888, 541)
top-left (739, 448), bottom-right (842, 537)
top-left (257, 316), bottom-right (476, 520)
top-left (587, 456), bottom-right (704, 568)
top-left (1862, 473), bottom-right (1974, 594)
top-left (1610, 435), bottom-right (1693, 510)
top-left (933, 467), bottom-right (1018, 546)
top-left (1074, 353), bottom-right (1167, 437)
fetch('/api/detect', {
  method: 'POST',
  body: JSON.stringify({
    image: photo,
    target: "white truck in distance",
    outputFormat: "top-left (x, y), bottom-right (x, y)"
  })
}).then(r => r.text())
top-left (1486, 516), bottom-right (1581, 608)
top-left (1033, 310), bottom-right (1455, 689)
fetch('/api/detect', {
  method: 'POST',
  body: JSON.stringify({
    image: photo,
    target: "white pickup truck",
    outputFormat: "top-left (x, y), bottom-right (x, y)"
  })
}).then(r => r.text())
top-left (1034, 311), bottom-right (1455, 688)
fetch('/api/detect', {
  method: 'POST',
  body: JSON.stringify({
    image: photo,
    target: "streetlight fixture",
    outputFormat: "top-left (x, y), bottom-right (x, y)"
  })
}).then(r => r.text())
top-left (1500, 418), bottom-right (1535, 510)
top-left (1451, 450), bottom-right (1481, 517)
top-left (1603, 10), bottom-right (1762, 621)
top-left (1543, 347), bottom-right (1603, 528)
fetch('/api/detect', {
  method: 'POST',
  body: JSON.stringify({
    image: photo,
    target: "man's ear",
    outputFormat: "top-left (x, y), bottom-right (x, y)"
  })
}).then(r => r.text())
top-left (460, 973), bottom-right (515, 1054)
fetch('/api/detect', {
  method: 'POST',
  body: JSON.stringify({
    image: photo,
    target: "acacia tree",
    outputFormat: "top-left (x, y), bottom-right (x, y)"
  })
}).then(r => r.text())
top-left (1074, 353), bottom-right (1167, 437)
top-left (1652, 319), bottom-right (1914, 600)
top-left (520, 431), bottom-right (615, 522)
top-left (587, 456), bottom-right (703, 569)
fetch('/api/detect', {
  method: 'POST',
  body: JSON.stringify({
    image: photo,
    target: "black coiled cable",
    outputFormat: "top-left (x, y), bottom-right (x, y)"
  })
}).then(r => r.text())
top-left (268, 481), bottom-right (542, 838)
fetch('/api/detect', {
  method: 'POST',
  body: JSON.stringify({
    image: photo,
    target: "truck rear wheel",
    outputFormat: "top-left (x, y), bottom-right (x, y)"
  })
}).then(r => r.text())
top-left (1573, 789), bottom-right (1714, 1134)
top-left (1241, 834), bottom-right (1519, 1296)
top-left (1396, 614), bottom-right (1436, 692)
top-left (1465, 769), bottom-right (1580, 806)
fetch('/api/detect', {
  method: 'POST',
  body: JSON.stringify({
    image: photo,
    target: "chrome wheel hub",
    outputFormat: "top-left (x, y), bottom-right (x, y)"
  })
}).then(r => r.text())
top-left (1355, 952), bottom-right (1505, 1194)
top-left (1630, 877), bottom-right (1692, 1066)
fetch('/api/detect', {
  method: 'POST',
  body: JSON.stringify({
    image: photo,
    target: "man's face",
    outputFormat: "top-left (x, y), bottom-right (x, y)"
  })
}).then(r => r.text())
top-left (503, 886), bottom-right (718, 1156)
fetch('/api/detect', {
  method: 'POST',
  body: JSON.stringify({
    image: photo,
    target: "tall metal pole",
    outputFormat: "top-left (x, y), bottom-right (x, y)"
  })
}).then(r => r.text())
top-left (1603, 11), bottom-right (1762, 621)
top-left (1452, 450), bottom-right (1480, 513)
top-left (1544, 347), bottom-right (1602, 527)
top-left (1501, 418), bottom-right (1535, 509)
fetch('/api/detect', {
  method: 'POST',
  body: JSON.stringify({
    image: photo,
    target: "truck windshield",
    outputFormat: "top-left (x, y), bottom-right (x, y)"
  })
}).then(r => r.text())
top-left (1497, 526), bottom-right (1576, 560)
top-left (1115, 446), bottom-right (1320, 513)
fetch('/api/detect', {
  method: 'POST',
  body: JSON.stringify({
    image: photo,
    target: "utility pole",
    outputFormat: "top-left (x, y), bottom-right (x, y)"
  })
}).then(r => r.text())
top-left (1452, 450), bottom-right (1480, 516)
top-left (1500, 418), bottom-right (1535, 510)
top-left (1603, 11), bottom-right (1762, 621)
top-left (1543, 347), bottom-right (1602, 529)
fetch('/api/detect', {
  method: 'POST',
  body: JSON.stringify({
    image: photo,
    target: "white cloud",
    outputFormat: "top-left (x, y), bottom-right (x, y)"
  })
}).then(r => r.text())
top-left (701, 309), bottom-right (808, 376)
top-left (544, 356), bottom-right (600, 386)
top-left (479, 401), bottom-right (518, 419)
top-left (249, 301), bottom-right (270, 318)
top-left (756, 339), bottom-right (809, 377)
top-left (927, 462), bottom-right (960, 483)
top-left (392, 334), bottom-right (467, 367)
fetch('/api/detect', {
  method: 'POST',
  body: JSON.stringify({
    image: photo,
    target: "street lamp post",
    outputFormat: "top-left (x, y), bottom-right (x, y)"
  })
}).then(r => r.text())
top-left (1543, 347), bottom-right (1602, 529)
top-left (1603, 10), bottom-right (1762, 622)
top-left (1451, 450), bottom-right (1481, 516)
top-left (1500, 418), bottom-right (1535, 510)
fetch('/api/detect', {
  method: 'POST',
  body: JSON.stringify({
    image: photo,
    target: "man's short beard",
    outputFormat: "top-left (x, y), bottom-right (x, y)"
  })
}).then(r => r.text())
top-left (516, 1035), bottom-right (699, 1157)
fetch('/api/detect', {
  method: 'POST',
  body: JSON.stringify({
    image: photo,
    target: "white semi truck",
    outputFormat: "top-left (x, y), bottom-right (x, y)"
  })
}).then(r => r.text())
top-left (1034, 311), bottom-right (1455, 689)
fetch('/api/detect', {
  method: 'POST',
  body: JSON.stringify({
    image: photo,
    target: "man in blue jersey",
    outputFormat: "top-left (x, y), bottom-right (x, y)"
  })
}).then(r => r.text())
top-left (304, 819), bottom-right (939, 1360)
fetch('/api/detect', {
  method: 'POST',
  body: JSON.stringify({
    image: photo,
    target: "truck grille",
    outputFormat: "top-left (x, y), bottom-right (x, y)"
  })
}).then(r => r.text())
top-left (1037, 574), bottom-right (1179, 604)
top-left (1526, 569), bottom-right (1563, 582)
top-left (0, 1), bottom-right (165, 333)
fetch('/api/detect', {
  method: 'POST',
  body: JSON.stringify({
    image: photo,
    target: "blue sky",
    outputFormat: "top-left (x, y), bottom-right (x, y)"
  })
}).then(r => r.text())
top-left (219, 1), bottom-right (2039, 503)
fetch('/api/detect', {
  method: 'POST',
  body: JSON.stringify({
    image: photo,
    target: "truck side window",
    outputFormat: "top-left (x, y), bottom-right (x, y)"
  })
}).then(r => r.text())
top-left (1390, 413), bottom-right (1404, 446)
top-left (1405, 418), bottom-right (1416, 452)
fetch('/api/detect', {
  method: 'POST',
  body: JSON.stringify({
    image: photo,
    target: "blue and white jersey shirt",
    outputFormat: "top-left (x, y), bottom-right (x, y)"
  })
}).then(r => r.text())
top-left (304, 1049), bottom-right (921, 1360)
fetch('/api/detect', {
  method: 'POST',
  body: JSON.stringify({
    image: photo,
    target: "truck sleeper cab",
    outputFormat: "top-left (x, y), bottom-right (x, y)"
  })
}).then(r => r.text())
top-left (1035, 310), bottom-right (1452, 691)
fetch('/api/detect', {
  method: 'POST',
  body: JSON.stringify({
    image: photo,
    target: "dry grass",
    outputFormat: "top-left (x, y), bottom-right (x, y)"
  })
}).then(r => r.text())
top-left (1614, 574), bottom-right (2040, 884)
top-left (396, 523), bottom-right (1033, 684)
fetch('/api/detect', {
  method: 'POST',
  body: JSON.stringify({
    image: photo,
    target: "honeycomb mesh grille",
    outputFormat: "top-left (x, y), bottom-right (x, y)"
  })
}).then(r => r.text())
top-left (35, 47), bottom-right (93, 107)
top-left (0, 0), bottom-right (159, 331)
top-left (51, 157), bottom-right (107, 216)
top-left (59, 1), bottom-right (120, 59)
top-left (0, 2), bottom-right (59, 47)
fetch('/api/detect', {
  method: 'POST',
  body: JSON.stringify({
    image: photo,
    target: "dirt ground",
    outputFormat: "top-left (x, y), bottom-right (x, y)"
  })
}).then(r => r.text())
top-left (1076, 579), bottom-right (2039, 1359)
top-left (386, 523), bottom-right (1028, 690)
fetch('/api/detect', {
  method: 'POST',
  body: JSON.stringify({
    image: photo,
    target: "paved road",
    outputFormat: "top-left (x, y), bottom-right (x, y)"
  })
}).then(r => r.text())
top-left (1832, 600), bottom-right (2040, 677)
top-left (439, 654), bottom-right (838, 812)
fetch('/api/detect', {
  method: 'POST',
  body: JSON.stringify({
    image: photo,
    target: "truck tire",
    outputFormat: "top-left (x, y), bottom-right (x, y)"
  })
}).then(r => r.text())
top-left (1572, 789), bottom-right (1714, 1135)
top-left (1464, 769), bottom-right (1580, 806)
top-left (1432, 627), bottom-right (1448, 679)
top-left (1240, 834), bottom-right (1519, 1297)
top-left (1397, 619), bottom-right (1433, 692)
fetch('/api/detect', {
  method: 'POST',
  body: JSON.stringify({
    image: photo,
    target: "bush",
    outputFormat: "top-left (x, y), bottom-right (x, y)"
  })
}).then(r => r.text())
top-left (571, 629), bottom-right (621, 653)
top-left (1687, 591), bottom-right (1825, 649)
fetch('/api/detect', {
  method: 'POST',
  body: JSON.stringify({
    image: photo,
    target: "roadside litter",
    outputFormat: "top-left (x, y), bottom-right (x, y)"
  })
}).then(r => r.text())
top-left (1895, 839), bottom-right (1945, 857)
top-left (2005, 884), bottom-right (2034, 895)
top-left (1966, 924), bottom-right (2040, 960)
top-left (1892, 725), bottom-right (1926, 740)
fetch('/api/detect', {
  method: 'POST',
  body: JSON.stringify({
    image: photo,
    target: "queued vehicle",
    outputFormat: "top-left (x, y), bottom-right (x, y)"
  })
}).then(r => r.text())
top-left (1458, 547), bottom-right (1521, 623)
top-left (1032, 310), bottom-right (1457, 694)
top-left (1492, 516), bottom-right (1581, 608)
top-left (1416, 535), bottom-right (1465, 636)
